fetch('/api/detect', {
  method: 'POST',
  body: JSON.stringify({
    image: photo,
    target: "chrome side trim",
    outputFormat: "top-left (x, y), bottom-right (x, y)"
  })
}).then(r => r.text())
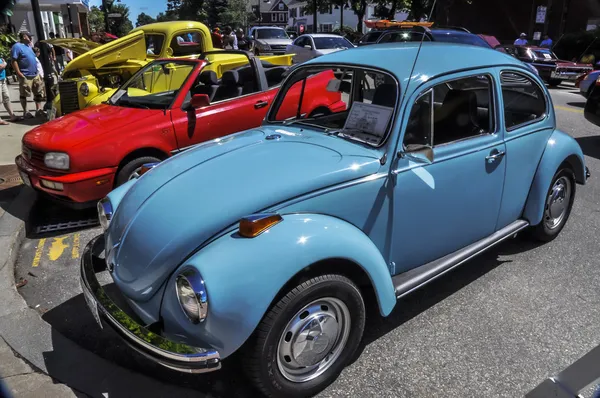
top-left (393, 219), bottom-right (529, 299)
top-left (80, 235), bottom-right (221, 373)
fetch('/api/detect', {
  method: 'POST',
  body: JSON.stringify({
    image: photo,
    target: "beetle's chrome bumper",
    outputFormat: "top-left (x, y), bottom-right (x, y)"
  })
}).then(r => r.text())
top-left (80, 235), bottom-right (221, 373)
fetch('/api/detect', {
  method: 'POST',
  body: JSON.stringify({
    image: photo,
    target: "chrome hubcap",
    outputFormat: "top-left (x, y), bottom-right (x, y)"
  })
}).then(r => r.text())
top-left (544, 176), bottom-right (571, 230)
top-left (277, 297), bottom-right (350, 383)
top-left (128, 167), bottom-right (143, 181)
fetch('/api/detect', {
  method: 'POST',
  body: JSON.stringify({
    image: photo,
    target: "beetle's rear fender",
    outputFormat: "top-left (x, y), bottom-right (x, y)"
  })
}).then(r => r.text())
top-left (159, 213), bottom-right (396, 359)
top-left (522, 129), bottom-right (587, 226)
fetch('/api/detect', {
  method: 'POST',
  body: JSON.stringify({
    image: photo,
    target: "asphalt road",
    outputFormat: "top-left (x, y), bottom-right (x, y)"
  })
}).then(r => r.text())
top-left (13, 83), bottom-right (600, 397)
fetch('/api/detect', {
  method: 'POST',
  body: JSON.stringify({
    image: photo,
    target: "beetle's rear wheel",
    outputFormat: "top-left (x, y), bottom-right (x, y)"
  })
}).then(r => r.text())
top-left (245, 274), bottom-right (365, 398)
top-left (528, 167), bottom-right (575, 242)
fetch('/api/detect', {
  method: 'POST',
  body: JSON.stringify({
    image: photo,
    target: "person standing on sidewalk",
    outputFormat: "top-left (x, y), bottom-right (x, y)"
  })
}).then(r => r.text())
top-left (49, 32), bottom-right (65, 73)
top-left (0, 57), bottom-right (21, 125)
top-left (11, 32), bottom-right (45, 119)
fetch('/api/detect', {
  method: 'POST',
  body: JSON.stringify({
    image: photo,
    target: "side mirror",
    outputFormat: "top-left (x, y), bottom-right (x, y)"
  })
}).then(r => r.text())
top-left (399, 144), bottom-right (434, 163)
top-left (191, 94), bottom-right (210, 109)
top-left (304, 45), bottom-right (312, 49)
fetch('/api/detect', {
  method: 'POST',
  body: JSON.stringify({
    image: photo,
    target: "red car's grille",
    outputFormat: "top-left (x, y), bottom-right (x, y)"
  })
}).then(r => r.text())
top-left (22, 145), bottom-right (45, 167)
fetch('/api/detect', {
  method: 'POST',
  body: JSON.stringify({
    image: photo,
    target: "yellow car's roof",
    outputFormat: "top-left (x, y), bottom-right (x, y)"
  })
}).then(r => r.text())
top-left (130, 21), bottom-right (211, 37)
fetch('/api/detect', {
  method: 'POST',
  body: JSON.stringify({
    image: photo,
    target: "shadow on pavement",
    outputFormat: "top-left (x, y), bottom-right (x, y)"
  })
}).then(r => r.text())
top-left (42, 290), bottom-right (258, 398)
top-left (356, 237), bottom-right (543, 353)
top-left (25, 196), bottom-right (98, 239)
top-left (575, 136), bottom-right (600, 161)
top-left (567, 101), bottom-right (586, 109)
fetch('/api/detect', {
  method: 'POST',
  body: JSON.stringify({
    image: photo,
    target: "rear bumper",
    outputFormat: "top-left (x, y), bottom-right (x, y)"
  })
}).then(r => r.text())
top-left (80, 235), bottom-right (221, 373)
top-left (16, 155), bottom-right (117, 205)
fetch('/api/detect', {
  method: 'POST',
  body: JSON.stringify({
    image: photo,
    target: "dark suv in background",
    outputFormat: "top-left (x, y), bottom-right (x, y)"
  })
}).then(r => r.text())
top-left (356, 26), bottom-right (491, 48)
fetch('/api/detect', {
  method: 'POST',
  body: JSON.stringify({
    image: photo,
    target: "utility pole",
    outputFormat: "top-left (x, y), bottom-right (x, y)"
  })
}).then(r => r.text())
top-left (312, 0), bottom-right (317, 33)
top-left (30, 0), bottom-right (55, 107)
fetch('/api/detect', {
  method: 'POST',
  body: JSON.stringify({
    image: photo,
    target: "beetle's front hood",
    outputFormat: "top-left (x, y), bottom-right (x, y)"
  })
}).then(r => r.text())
top-left (108, 127), bottom-right (382, 301)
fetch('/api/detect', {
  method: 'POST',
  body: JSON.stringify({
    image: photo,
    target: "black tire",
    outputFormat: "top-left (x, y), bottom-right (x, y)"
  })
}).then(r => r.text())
top-left (115, 156), bottom-right (161, 187)
top-left (245, 274), bottom-right (366, 398)
top-left (587, 84), bottom-right (594, 99)
top-left (528, 167), bottom-right (576, 242)
top-left (548, 79), bottom-right (562, 87)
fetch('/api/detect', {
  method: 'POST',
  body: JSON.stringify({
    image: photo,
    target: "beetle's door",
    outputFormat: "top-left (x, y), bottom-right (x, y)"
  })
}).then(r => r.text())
top-left (390, 73), bottom-right (506, 274)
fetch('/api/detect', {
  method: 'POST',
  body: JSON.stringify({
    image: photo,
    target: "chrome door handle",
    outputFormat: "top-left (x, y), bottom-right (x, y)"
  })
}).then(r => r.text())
top-left (254, 100), bottom-right (269, 109)
top-left (486, 150), bottom-right (505, 163)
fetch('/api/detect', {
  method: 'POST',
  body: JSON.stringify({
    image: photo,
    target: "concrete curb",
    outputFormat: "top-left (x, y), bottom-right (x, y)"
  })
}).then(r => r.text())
top-left (0, 187), bottom-right (199, 398)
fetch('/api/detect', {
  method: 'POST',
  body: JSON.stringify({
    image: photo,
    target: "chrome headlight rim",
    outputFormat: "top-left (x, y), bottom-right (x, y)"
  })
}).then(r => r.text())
top-left (97, 197), bottom-right (113, 231)
top-left (175, 269), bottom-right (208, 324)
top-left (80, 82), bottom-right (89, 97)
top-left (44, 152), bottom-right (70, 170)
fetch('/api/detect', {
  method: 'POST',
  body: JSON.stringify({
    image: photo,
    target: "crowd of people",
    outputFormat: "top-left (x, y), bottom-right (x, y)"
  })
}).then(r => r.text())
top-left (0, 31), bottom-right (72, 125)
top-left (210, 26), bottom-right (250, 51)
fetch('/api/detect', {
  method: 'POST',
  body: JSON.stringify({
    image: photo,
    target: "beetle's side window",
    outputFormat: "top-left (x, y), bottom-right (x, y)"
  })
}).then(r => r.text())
top-left (500, 71), bottom-right (546, 130)
top-left (404, 75), bottom-right (494, 148)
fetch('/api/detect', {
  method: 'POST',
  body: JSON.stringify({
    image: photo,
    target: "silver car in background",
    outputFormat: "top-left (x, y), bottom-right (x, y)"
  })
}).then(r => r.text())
top-left (285, 33), bottom-right (355, 64)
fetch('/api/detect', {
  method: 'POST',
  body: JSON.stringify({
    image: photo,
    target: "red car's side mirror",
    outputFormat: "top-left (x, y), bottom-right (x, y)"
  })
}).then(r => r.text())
top-left (191, 94), bottom-right (210, 109)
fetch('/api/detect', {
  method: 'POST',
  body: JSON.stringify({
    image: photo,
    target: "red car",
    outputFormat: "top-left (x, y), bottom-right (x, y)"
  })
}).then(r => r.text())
top-left (16, 52), bottom-right (344, 207)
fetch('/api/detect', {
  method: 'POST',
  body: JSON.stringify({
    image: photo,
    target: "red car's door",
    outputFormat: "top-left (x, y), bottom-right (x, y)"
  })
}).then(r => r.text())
top-left (170, 67), bottom-right (271, 151)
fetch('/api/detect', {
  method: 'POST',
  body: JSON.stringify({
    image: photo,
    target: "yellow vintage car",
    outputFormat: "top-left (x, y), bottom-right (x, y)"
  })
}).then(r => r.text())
top-left (46, 21), bottom-right (293, 119)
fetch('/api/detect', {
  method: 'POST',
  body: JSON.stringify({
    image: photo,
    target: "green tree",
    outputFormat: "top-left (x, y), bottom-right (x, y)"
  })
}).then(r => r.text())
top-left (136, 12), bottom-right (156, 27)
top-left (156, 12), bottom-right (174, 22)
top-left (349, 0), bottom-right (368, 31)
top-left (88, 5), bottom-right (106, 33)
top-left (206, 0), bottom-right (227, 28)
top-left (221, 0), bottom-right (255, 29)
top-left (108, 3), bottom-right (134, 37)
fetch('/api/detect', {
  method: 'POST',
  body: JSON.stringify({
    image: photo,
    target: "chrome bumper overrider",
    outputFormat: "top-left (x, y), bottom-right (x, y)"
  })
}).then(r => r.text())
top-left (586, 166), bottom-right (591, 181)
top-left (80, 235), bottom-right (221, 373)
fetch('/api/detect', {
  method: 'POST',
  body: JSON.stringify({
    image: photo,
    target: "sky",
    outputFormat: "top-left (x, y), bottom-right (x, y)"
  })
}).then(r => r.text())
top-left (89, 0), bottom-right (166, 24)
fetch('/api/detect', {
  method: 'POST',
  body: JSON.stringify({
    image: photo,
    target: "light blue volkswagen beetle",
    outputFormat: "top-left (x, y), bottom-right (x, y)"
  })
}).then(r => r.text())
top-left (81, 42), bottom-right (590, 397)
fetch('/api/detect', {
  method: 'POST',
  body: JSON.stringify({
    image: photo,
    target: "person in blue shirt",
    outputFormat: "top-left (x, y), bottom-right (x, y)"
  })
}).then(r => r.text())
top-left (514, 33), bottom-right (528, 46)
top-left (0, 57), bottom-right (19, 124)
top-left (10, 31), bottom-right (45, 119)
top-left (540, 35), bottom-right (553, 48)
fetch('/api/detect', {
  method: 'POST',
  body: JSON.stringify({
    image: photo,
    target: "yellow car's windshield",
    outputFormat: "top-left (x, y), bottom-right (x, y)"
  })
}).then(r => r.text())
top-left (109, 60), bottom-right (196, 109)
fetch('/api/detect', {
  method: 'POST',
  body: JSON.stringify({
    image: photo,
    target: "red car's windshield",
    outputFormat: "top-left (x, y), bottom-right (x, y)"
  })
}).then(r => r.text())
top-left (109, 60), bottom-right (196, 110)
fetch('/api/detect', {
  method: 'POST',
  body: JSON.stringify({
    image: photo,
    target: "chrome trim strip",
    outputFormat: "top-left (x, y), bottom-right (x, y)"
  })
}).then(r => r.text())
top-left (80, 235), bottom-right (221, 373)
top-left (393, 219), bottom-right (529, 299)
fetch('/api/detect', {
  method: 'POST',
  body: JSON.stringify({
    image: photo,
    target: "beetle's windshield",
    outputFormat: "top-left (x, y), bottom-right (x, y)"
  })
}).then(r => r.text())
top-left (267, 66), bottom-right (398, 147)
top-left (109, 60), bottom-right (196, 109)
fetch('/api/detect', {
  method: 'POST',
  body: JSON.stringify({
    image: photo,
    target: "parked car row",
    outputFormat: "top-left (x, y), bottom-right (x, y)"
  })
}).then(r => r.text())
top-left (22, 20), bottom-right (590, 398)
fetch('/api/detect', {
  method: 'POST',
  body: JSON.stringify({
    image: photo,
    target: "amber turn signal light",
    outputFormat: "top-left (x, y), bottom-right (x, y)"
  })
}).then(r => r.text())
top-left (239, 214), bottom-right (283, 238)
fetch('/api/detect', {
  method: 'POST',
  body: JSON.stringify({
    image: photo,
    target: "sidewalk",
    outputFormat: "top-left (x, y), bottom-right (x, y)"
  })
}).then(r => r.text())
top-left (0, 336), bottom-right (77, 398)
top-left (0, 81), bottom-right (44, 166)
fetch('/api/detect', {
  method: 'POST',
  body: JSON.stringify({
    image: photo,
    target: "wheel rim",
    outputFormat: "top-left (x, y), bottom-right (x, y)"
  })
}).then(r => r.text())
top-left (276, 297), bottom-right (351, 383)
top-left (544, 176), bottom-right (572, 230)
top-left (128, 167), bottom-right (143, 181)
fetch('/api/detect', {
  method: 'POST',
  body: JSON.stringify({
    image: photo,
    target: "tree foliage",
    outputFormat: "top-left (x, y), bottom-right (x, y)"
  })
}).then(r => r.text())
top-left (136, 12), bottom-right (156, 27)
top-left (221, 0), bottom-right (257, 29)
top-left (108, 3), bottom-right (134, 37)
top-left (88, 6), bottom-right (105, 33)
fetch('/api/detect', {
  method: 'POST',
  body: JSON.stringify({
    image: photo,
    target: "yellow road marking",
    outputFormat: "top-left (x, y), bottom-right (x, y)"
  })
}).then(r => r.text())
top-left (32, 238), bottom-right (46, 267)
top-left (555, 105), bottom-right (583, 114)
top-left (48, 237), bottom-right (69, 261)
top-left (71, 233), bottom-right (80, 259)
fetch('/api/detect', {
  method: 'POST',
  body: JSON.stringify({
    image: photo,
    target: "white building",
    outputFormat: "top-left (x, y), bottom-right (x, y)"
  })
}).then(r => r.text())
top-left (10, 0), bottom-right (90, 40)
top-left (286, 0), bottom-right (408, 34)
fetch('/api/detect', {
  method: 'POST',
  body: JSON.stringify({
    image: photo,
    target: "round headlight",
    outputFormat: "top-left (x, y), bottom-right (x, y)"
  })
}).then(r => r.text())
top-left (176, 271), bottom-right (208, 324)
top-left (80, 82), bottom-right (89, 97)
top-left (97, 197), bottom-right (113, 231)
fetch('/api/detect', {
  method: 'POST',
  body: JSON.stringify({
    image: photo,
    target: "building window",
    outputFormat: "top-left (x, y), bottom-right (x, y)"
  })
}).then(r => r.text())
top-left (289, 8), bottom-right (297, 18)
top-left (278, 2), bottom-right (284, 10)
top-left (272, 13), bottom-right (277, 21)
top-left (320, 23), bottom-right (333, 33)
top-left (279, 13), bottom-right (285, 22)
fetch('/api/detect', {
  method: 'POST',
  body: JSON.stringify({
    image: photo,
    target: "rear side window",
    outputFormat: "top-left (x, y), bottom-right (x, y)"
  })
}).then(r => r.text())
top-left (500, 71), bottom-right (546, 130)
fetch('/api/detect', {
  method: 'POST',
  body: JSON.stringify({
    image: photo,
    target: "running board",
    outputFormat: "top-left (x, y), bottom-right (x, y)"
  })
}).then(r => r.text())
top-left (393, 220), bottom-right (529, 299)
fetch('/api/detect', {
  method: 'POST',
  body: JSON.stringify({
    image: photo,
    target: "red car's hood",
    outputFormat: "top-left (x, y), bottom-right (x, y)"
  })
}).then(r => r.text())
top-left (23, 104), bottom-right (165, 151)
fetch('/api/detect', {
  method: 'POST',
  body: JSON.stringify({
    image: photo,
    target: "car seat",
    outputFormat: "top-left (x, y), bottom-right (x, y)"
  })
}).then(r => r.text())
top-left (192, 70), bottom-right (219, 102)
top-left (213, 70), bottom-right (243, 102)
top-left (265, 66), bottom-right (288, 88)
top-left (371, 83), bottom-right (397, 107)
top-left (434, 90), bottom-right (481, 145)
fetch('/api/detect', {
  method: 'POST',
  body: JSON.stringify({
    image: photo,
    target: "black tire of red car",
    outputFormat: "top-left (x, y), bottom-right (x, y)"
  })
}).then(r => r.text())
top-left (527, 167), bottom-right (576, 242)
top-left (548, 79), bottom-right (562, 87)
top-left (245, 274), bottom-right (366, 398)
top-left (115, 156), bottom-right (162, 187)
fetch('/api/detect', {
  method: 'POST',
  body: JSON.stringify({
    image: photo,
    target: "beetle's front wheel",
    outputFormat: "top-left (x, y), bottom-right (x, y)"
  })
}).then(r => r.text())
top-left (246, 274), bottom-right (365, 397)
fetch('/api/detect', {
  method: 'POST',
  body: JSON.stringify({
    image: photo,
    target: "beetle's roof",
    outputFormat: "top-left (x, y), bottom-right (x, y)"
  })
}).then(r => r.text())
top-left (304, 42), bottom-right (526, 80)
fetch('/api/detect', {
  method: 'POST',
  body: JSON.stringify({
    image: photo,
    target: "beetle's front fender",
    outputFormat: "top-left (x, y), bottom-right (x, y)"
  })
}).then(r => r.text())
top-left (159, 213), bottom-right (396, 359)
top-left (523, 129), bottom-right (587, 226)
